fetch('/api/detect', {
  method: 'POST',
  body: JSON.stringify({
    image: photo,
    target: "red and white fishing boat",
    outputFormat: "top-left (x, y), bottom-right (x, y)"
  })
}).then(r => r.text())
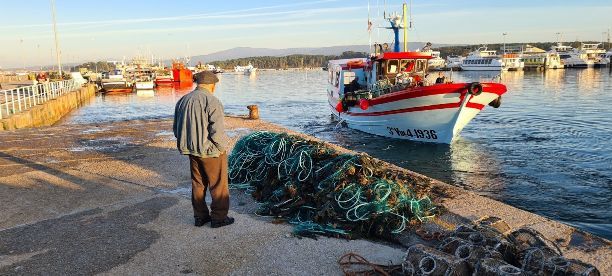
top-left (328, 3), bottom-right (507, 144)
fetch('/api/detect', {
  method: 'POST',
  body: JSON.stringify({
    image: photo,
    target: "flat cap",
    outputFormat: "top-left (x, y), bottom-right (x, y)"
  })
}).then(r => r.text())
top-left (193, 71), bottom-right (219, 84)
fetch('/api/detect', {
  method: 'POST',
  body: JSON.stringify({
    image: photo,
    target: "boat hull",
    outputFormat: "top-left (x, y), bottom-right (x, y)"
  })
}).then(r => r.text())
top-left (101, 81), bottom-right (132, 94)
top-left (329, 83), bottom-right (506, 143)
top-left (135, 81), bottom-right (154, 90)
top-left (460, 65), bottom-right (504, 71)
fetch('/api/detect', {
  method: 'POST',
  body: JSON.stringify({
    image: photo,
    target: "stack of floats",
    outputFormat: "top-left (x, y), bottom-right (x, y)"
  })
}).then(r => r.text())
top-left (402, 219), bottom-right (600, 275)
top-left (228, 131), bottom-right (436, 239)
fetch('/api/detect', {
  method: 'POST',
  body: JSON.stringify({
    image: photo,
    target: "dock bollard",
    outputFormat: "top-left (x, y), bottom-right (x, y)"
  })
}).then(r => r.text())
top-left (247, 105), bottom-right (259, 120)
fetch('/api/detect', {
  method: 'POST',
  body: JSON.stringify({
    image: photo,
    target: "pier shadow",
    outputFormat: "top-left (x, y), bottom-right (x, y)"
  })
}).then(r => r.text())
top-left (0, 151), bottom-right (90, 190)
top-left (0, 197), bottom-right (178, 275)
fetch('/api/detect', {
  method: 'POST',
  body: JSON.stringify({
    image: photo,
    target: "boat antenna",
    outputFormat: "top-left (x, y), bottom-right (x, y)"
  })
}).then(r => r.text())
top-left (403, 2), bottom-right (408, 51)
top-left (383, 0), bottom-right (387, 19)
top-left (608, 28), bottom-right (612, 49)
top-left (376, 0), bottom-right (380, 42)
top-left (50, 0), bottom-right (62, 77)
top-left (409, 0), bottom-right (413, 29)
top-left (368, 0), bottom-right (372, 53)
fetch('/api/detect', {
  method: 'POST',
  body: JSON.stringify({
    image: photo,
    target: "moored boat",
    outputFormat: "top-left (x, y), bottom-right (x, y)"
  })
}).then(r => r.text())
top-left (523, 44), bottom-right (563, 70)
top-left (154, 75), bottom-right (174, 86)
top-left (327, 4), bottom-right (507, 144)
top-left (445, 55), bottom-right (465, 70)
top-left (460, 46), bottom-right (504, 71)
top-left (552, 42), bottom-right (608, 68)
top-left (100, 69), bottom-right (132, 94)
top-left (501, 46), bottom-right (524, 71)
top-left (419, 42), bottom-right (446, 70)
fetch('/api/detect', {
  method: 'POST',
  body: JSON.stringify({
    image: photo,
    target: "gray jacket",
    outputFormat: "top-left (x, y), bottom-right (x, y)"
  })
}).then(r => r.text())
top-left (173, 87), bottom-right (227, 158)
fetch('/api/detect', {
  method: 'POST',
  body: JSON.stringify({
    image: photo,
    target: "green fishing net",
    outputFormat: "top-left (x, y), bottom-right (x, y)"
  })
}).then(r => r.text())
top-left (229, 131), bottom-right (436, 239)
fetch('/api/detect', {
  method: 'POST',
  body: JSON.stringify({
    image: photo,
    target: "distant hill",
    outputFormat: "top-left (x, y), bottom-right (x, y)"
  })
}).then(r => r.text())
top-left (189, 43), bottom-right (441, 63)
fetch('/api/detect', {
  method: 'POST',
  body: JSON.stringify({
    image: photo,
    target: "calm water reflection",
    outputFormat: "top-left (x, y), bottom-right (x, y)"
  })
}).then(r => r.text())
top-left (64, 69), bottom-right (612, 239)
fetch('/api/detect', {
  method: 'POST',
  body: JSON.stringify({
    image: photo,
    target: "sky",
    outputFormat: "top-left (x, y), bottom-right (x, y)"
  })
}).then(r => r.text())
top-left (0, 0), bottom-right (611, 68)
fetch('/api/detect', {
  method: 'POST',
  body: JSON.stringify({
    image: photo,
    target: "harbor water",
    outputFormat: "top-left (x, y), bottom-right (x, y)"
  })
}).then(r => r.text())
top-left (63, 69), bottom-right (612, 239)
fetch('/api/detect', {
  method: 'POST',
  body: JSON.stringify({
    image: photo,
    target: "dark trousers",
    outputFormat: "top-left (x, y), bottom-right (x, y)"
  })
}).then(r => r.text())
top-left (189, 153), bottom-right (230, 221)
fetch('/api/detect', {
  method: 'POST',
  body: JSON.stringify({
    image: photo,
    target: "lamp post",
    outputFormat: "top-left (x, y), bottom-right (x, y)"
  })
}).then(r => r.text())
top-left (502, 33), bottom-right (508, 54)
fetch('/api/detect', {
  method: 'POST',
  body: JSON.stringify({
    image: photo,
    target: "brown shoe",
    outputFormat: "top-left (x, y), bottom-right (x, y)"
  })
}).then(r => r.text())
top-left (211, 217), bottom-right (235, 228)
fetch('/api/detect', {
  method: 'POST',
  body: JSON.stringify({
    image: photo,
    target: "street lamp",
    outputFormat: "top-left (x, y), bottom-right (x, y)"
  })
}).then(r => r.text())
top-left (502, 33), bottom-right (508, 54)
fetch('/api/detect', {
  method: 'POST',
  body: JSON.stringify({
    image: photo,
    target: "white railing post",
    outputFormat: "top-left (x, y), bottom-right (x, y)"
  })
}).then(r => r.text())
top-left (16, 88), bottom-right (22, 111)
top-left (11, 90), bottom-right (16, 114)
top-left (0, 91), bottom-right (4, 119)
top-left (45, 83), bottom-right (50, 101)
top-left (4, 91), bottom-right (9, 118)
top-left (27, 87), bottom-right (31, 108)
top-left (33, 85), bottom-right (38, 106)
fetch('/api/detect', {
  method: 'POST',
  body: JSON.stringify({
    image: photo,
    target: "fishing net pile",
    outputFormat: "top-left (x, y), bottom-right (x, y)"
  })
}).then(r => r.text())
top-left (228, 131), bottom-right (436, 239)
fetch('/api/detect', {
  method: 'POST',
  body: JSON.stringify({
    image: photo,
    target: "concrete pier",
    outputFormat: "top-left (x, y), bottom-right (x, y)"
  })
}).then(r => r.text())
top-left (0, 84), bottom-right (96, 131)
top-left (0, 117), bottom-right (609, 275)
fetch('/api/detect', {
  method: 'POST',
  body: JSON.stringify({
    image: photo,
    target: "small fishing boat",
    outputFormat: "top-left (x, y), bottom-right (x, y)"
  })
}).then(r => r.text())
top-left (100, 69), bottom-right (132, 94)
top-left (154, 75), bottom-right (174, 86)
top-left (327, 4), bottom-right (507, 144)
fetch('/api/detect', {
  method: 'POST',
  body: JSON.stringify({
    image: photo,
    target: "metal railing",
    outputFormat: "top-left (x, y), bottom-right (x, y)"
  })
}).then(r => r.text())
top-left (0, 79), bottom-right (79, 119)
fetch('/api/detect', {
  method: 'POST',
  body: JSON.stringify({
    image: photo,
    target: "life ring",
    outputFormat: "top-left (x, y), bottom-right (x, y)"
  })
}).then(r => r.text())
top-left (467, 82), bottom-right (483, 96)
top-left (346, 60), bottom-right (364, 67)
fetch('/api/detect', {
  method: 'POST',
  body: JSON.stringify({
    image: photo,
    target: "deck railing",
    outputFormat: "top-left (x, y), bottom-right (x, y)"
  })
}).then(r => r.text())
top-left (0, 79), bottom-right (79, 120)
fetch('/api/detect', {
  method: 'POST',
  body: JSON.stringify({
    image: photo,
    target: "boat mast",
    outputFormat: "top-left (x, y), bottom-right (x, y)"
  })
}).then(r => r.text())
top-left (50, 0), bottom-right (62, 77)
top-left (403, 2), bottom-right (408, 52)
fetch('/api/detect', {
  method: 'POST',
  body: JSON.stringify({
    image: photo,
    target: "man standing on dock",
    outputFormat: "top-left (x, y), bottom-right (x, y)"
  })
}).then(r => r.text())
top-left (173, 71), bottom-right (234, 228)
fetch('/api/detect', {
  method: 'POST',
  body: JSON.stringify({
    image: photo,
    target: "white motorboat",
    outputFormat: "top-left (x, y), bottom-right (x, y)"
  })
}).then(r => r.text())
top-left (327, 5), bottom-right (507, 144)
top-left (551, 42), bottom-right (608, 68)
top-left (445, 55), bottom-right (465, 70)
top-left (234, 63), bottom-right (257, 75)
top-left (500, 46), bottom-right (524, 71)
top-left (460, 46), bottom-right (504, 71)
top-left (135, 80), bottom-right (154, 90)
top-left (244, 63), bottom-right (257, 75)
top-left (418, 42), bottom-right (446, 70)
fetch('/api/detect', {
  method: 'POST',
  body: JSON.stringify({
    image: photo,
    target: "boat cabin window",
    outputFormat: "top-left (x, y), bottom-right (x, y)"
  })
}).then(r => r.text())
top-left (415, 60), bottom-right (426, 73)
top-left (343, 71), bottom-right (356, 85)
top-left (400, 59), bottom-right (415, 72)
top-left (387, 59), bottom-right (399, 74)
top-left (334, 71), bottom-right (340, 87)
